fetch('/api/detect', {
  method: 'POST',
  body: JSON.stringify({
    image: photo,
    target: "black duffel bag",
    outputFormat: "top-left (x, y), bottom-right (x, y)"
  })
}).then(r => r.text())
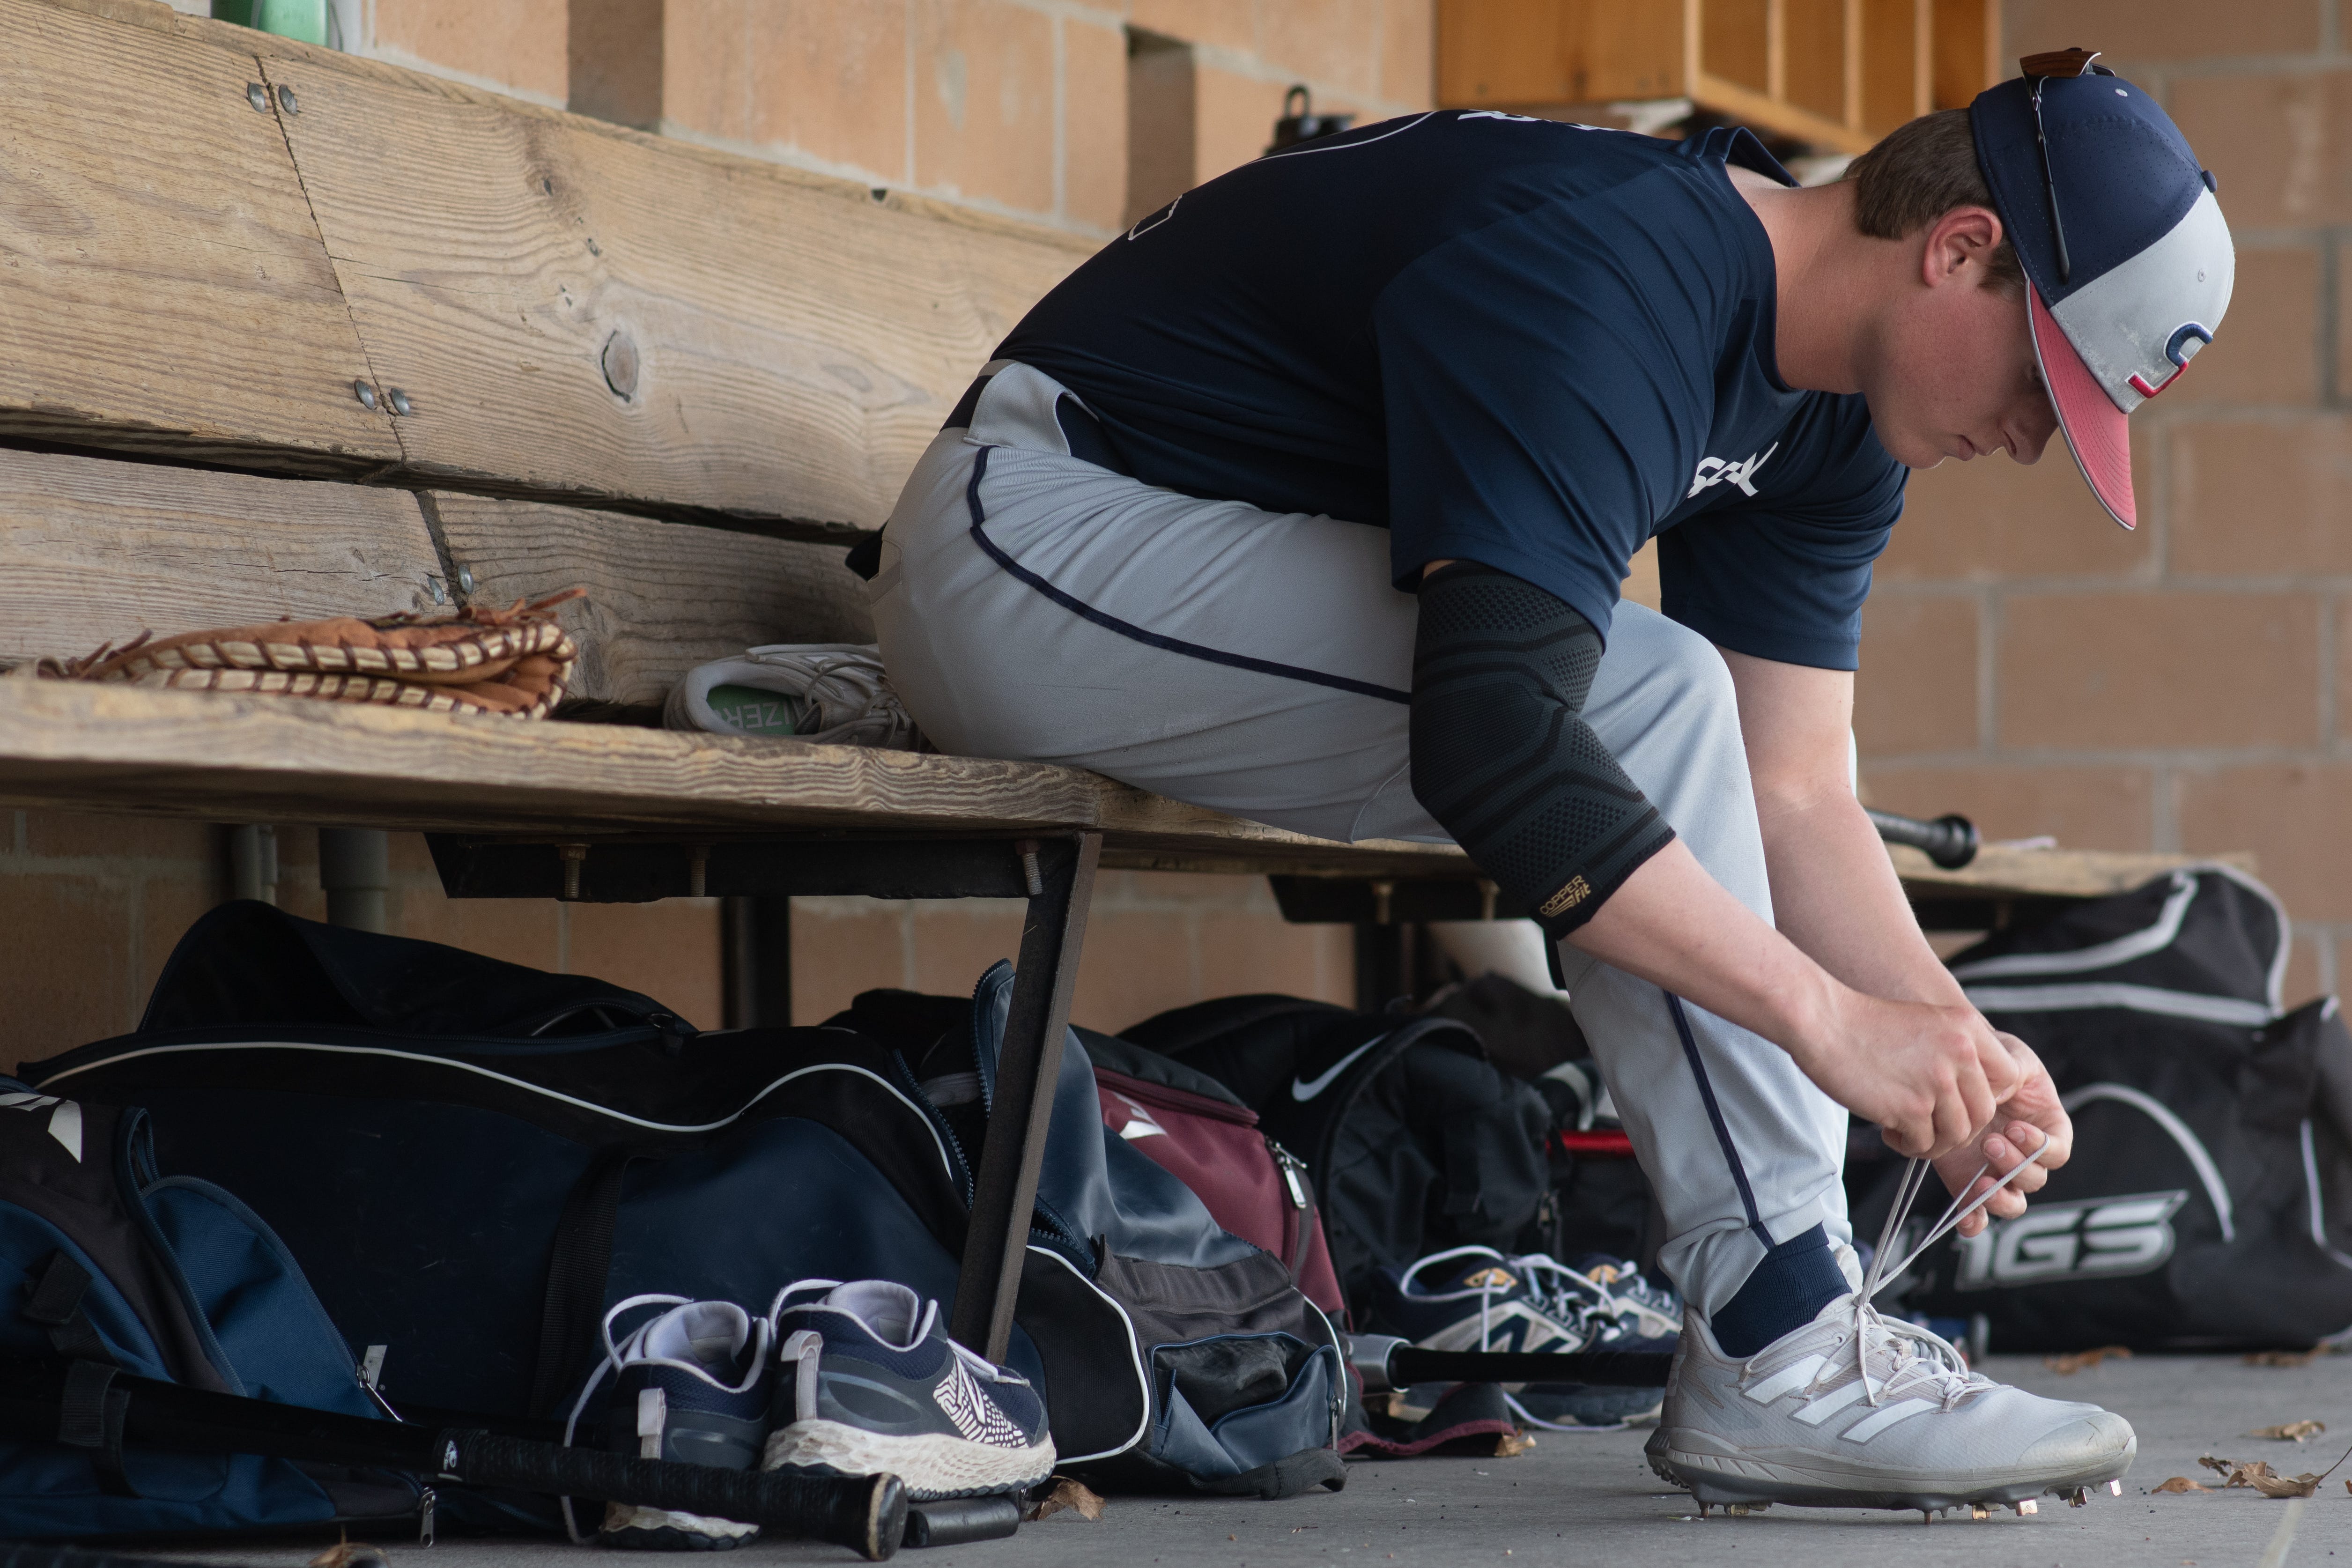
top-left (1856, 865), bottom-right (2352, 1351)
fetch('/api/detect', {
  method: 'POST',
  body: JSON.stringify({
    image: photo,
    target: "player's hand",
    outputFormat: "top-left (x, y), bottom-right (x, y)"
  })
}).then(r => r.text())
top-left (1796, 992), bottom-right (2024, 1161)
top-left (1930, 1032), bottom-right (2072, 1238)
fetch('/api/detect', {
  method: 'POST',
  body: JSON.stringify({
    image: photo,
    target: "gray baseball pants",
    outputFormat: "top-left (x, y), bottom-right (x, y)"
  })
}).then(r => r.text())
top-left (869, 362), bottom-right (1852, 1316)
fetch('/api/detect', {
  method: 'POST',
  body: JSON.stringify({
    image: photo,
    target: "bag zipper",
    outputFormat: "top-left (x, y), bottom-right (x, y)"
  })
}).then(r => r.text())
top-left (1267, 1137), bottom-right (1315, 1277)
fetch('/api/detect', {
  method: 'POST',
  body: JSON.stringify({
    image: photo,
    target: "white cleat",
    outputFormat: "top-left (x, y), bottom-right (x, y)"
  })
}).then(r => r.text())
top-left (1644, 1299), bottom-right (2135, 1514)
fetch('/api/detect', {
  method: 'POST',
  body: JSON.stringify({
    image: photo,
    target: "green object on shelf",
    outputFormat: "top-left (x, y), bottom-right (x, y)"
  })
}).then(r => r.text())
top-left (212, 0), bottom-right (333, 47)
top-left (705, 684), bottom-right (808, 737)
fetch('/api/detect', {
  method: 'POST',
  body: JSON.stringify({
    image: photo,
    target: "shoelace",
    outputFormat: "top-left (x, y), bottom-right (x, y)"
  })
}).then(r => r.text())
top-left (557, 1294), bottom-right (773, 1544)
top-left (1508, 1254), bottom-right (1657, 1344)
top-left (1787, 1131), bottom-right (2054, 1413)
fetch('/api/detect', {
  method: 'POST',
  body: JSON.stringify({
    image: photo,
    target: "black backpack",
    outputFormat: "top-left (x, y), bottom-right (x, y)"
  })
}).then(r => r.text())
top-left (1121, 996), bottom-right (1553, 1324)
top-left (1856, 866), bottom-right (2352, 1351)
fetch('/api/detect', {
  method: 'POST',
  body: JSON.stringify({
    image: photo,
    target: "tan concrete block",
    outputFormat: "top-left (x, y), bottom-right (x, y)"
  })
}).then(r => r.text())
top-left (1999, 592), bottom-right (2320, 749)
top-left (1127, 0), bottom-right (1257, 54)
top-left (907, 899), bottom-right (1029, 995)
top-left (1878, 444), bottom-right (2153, 582)
top-left (2158, 246), bottom-right (2316, 410)
top-left (1071, 910), bottom-right (1199, 1032)
top-left (565, 901), bottom-right (724, 1028)
top-left (2007, 0), bottom-right (2320, 68)
top-left (791, 903), bottom-right (912, 1025)
top-left (1197, 910), bottom-right (1353, 1007)
top-left (1194, 63), bottom-right (1290, 183)
top-left (396, 896), bottom-right (562, 973)
top-left (1097, 870), bottom-right (1266, 909)
top-left (1855, 594), bottom-right (1979, 756)
top-left (2335, 593), bottom-right (2352, 740)
top-left (22, 811), bottom-right (212, 864)
top-left (0, 873), bottom-right (134, 1067)
top-left (2172, 418), bottom-right (2352, 577)
top-left (1257, 0), bottom-right (1382, 100)
top-left (914, 0), bottom-right (1058, 217)
top-left (373, 0), bottom-right (568, 102)
top-left (741, 0), bottom-right (911, 177)
top-left (660, 0), bottom-right (753, 144)
top-left (2167, 71), bottom-right (2352, 229)
top-left (1856, 764), bottom-right (2155, 851)
top-left (2177, 763), bottom-right (2352, 919)
top-left (1380, 0), bottom-right (1435, 109)
top-left (569, 0), bottom-right (667, 127)
top-left (1064, 15), bottom-right (1130, 230)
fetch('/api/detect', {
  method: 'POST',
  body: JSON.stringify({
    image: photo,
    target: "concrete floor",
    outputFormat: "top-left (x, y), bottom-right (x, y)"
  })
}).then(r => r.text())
top-left (166, 1352), bottom-right (2352, 1568)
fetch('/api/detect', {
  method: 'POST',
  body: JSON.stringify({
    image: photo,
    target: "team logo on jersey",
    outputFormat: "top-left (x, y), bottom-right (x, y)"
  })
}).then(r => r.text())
top-left (1687, 442), bottom-right (1779, 499)
top-left (1952, 1190), bottom-right (2188, 1290)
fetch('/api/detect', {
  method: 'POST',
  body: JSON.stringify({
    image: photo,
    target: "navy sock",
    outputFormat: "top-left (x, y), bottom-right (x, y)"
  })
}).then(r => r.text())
top-left (1709, 1223), bottom-right (1849, 1357)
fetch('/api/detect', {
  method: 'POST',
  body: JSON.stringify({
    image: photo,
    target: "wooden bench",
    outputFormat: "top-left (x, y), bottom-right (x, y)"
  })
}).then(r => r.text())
top-left (0, 0), bottom-right (2226, 1363)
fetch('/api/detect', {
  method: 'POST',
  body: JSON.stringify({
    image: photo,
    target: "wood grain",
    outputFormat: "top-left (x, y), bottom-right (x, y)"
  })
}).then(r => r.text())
top-left (0, 0), bottom-right (399, 470)
top-left (0, 679), bottom-right (1104, 836)
top-left (1887, 843), bottom-right (2254, 899)
top-left (261, 51), bottom-right (1087, 525)
top-left (0, 448), bottom-right (441, 667)
top-left (0, 679), bottom-right (2234, 895)
top-left (427, 491), bottom-right (872, 706)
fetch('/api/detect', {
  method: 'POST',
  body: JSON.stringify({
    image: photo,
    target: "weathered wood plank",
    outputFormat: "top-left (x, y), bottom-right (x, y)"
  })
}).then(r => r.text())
top-left (1888, 843), bottom-right (2253, 900)
top-left (258, 51), bottom-right (1087, 525)
top-left (0, 679), bottom-right (1105, 836)
top-left (0, 0), bottom-right (400, 470)
top-left (0, 448), bottom-right (440, 668)
top-left (0, 679), bottom-right (2235, 894)
top-left (428, 492), bottom-right (872, 707)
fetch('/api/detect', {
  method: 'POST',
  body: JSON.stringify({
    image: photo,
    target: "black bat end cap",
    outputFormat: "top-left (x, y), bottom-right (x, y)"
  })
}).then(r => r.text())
top-left (860, 1473), bottom-right (911, 1561)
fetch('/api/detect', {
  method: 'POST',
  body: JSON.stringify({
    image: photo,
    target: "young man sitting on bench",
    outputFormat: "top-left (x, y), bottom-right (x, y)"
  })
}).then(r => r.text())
top-left (862, 56), bottom-right (2231, 1511)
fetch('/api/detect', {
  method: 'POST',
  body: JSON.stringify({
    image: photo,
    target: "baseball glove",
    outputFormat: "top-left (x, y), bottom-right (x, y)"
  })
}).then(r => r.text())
top-left (46, 590), bottom-right (586, 719)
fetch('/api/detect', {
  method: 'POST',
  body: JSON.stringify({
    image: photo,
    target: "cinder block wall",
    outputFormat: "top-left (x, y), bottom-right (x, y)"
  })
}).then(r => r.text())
top-left (1862, 1), bottom-right (2347, 1005)
top-left (10, 2), bottom-right (1409, 1060)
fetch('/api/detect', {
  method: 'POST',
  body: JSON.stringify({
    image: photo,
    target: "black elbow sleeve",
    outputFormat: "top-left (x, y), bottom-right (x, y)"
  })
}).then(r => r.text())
top-left (1410, 562), bottom-right (1675, 938)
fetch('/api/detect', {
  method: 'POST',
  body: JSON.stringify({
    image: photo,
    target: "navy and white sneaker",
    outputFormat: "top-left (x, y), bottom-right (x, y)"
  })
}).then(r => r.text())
top-left (1566, 1255), bottom-right (1683, 1342)
top-left (1367, 1246), bottom-right (1662, 1433)
top-left (762, 1280), bottom-right (1054, 1500)
top-left (567, 1294), bottom-right (774, 1550)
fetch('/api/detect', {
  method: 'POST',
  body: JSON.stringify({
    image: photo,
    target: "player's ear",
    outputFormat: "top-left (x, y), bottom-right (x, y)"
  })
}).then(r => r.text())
top-left (1921, 204), bottom-right (2004, 289)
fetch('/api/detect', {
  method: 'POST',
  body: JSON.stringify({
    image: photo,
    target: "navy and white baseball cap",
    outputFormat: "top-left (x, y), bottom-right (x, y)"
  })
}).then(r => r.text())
top-left (1971, 50), bottom-right (2233, 529)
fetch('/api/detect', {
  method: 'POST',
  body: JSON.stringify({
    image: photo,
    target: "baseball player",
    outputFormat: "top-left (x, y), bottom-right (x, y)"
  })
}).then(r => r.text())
top-left (862, 52), bottom-right (2232, 1510)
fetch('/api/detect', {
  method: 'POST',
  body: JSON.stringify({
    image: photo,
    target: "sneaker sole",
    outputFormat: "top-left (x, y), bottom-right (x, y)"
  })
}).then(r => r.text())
top-left (599, 1503), bottom-right (762, 1550)
top-left (1646, 1427), bottom-right (2135, 1512)
top-left (763, 1419), bottom-right (1055, 1501)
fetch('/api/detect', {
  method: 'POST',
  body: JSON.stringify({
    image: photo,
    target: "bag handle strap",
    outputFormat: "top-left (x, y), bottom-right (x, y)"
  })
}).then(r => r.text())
top-left (528, 1150), bottom-right (650, 1418)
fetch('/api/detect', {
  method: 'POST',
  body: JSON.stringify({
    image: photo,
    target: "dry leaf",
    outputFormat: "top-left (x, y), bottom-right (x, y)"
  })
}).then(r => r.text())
top-left (2044, 1346), bottom-right (2132, 1374)
top-left (1494, 1429), bottom-right (1537, 1457)
top-left (307, 1541), bottom-right (387, 1568)
top-left (2247, 1471), bottom-right (2322, 1499)
top-left (1025, 1476), bottom-right (1104, 1524)
top-left (2244, 1348), bottom-right (2322, 1368)
top-left (2151, 1477), bottom-right (2210, 1494)
top-left (2197, 1454), bottom-right (2235, 1475)
top-left (2249, 1420), bottom-right (2326, 1442)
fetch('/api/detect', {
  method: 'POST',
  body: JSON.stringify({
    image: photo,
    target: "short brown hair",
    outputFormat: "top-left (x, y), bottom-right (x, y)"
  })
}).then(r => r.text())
top-left (1846, 108), bottom-right (2026, 294)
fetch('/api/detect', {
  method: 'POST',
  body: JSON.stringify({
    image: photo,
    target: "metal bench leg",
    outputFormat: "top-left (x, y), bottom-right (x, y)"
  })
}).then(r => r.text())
top-left (949, 832), bottom-right (1101, 1362)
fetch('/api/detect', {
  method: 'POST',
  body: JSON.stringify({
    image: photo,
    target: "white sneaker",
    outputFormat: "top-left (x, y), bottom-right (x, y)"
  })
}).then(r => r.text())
top-left (1646, 1296), bottom-right (2134, 1513)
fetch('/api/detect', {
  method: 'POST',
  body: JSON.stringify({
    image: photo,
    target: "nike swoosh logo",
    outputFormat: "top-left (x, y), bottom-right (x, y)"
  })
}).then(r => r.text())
top-left (1291, 1038), bottom-right (1382, 1102)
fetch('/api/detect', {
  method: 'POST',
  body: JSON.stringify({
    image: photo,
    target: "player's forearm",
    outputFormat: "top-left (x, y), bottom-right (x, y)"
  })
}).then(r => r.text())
top-left (1562, 838), bottom-right (1849, 1062)
top-left (1755, 785), bottom-right (1971, 1011)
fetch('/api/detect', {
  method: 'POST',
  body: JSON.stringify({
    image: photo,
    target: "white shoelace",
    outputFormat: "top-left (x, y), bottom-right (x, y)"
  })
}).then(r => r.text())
top-left (1509, 1254), bottom-right (1663, 1343)
top-left (1785, 1131), bottom-right (2055, 1413)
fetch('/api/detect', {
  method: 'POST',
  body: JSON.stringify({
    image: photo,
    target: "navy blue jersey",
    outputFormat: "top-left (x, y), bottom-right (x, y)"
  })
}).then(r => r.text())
top-left (998, 111), bottom-right (1906, 670)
